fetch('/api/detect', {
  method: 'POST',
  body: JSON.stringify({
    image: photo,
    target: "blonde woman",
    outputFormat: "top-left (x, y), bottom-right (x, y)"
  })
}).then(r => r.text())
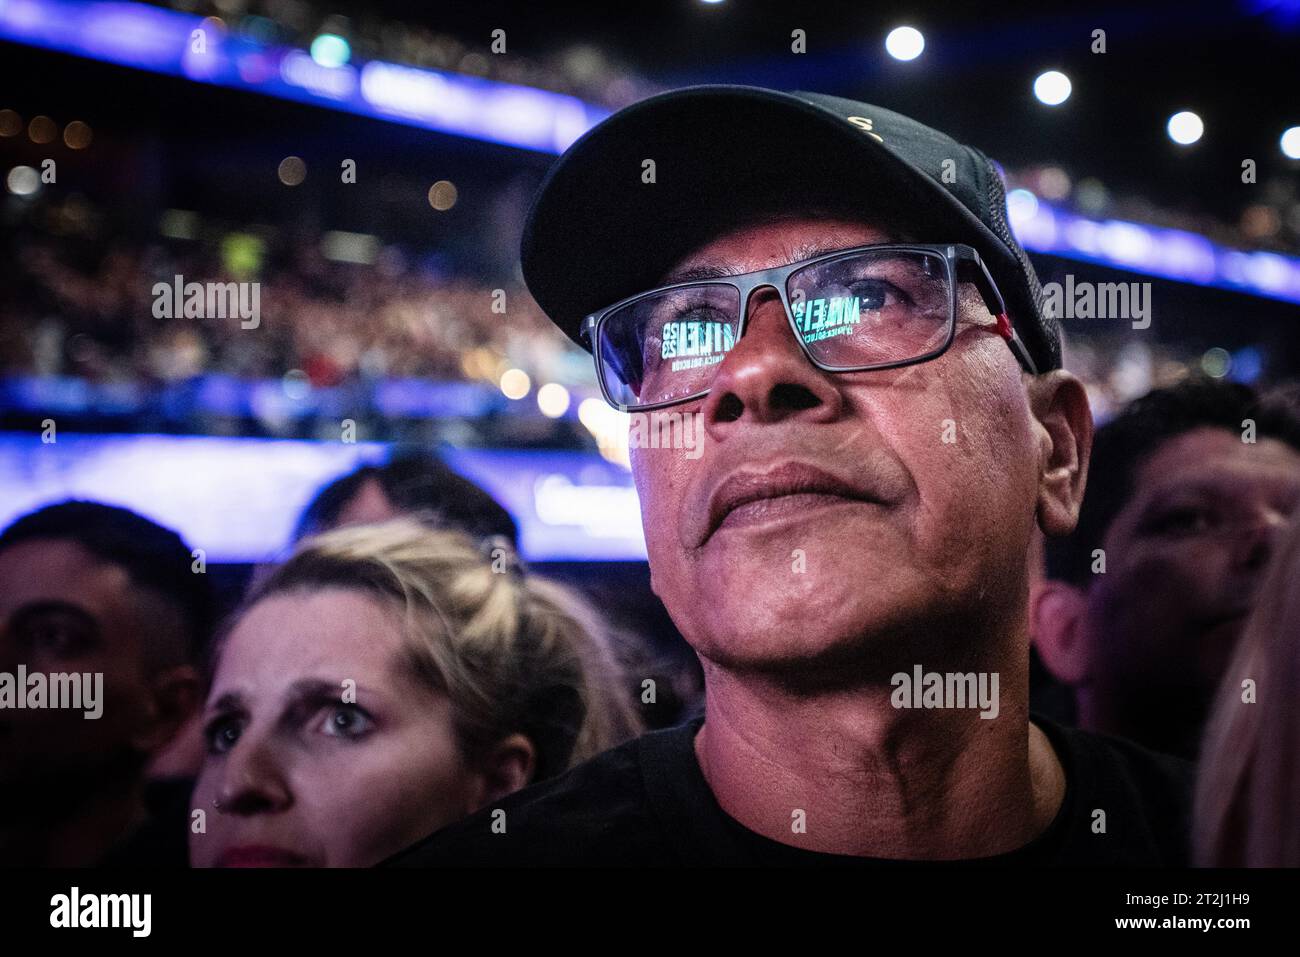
top-left (189, 520), bottom-right (641, 867)
top-left (1195, 512), bottom-right (1300, 866)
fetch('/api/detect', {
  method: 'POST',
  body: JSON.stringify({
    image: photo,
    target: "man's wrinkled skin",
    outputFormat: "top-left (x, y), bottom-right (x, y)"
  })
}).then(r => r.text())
top-left (631, 217), bottom-right (1092, 858)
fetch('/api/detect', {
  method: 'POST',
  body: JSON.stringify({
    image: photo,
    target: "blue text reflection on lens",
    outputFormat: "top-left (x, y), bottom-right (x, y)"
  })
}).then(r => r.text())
top-left (792, 295), bottom-right (861, 343)
top-left (661, 321), bottom-right (736, 368)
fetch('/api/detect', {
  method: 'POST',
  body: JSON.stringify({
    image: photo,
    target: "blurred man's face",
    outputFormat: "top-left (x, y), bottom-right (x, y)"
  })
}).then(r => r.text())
top-left (1085, 427), bottom-right (1300, 699)
top-left (0, 540), bottom-right (164, 791)
top-left (631, 218), bottom-right (1046, 678)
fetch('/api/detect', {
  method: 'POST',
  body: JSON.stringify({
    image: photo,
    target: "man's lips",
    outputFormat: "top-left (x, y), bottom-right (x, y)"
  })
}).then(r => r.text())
top-left (215, 845), bottom-right (311, 868)
top-left (703, 461), bottom-right (885, 541)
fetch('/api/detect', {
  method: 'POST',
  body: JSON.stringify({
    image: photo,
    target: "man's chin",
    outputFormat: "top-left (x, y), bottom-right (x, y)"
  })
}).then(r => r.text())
top-left (686, 605), bottom-right (925, 684)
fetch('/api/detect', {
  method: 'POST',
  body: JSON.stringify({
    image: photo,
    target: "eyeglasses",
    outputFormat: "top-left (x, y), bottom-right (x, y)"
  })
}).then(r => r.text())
top-left (580, 243), bottom-right (1038, 411)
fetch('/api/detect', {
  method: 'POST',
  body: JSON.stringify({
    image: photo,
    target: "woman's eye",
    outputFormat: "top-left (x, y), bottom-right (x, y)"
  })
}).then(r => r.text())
top-left (205, 717), bottom-right (244, 755)
top-left (318, 705), bottom-right (374, 740)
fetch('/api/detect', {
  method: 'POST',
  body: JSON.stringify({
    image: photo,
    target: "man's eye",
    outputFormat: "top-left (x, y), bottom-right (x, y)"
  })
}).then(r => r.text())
top-left (205, 717), bottom-right (244, 755)
top-left (317, 705), bottom-right (374, 740)
top-left (1145, 507), bottom-right (1215, 537)
top-left (17, 615), bottom-right (94, 658)
top-left (846, 279), bottom-right (900, 310)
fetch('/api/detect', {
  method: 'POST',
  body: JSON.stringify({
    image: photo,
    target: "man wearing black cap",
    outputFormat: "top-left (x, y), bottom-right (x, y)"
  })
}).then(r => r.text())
top-left (389, 86), bottom-right (1192, 866)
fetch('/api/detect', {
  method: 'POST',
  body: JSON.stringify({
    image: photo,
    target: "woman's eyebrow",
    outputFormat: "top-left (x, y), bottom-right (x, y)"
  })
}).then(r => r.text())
top-left (283, 677), bottom-right (390, 707)
top-left (208, 690), bottom-right (246, 714)
top-left (285, 677), bottom-right (349, 700)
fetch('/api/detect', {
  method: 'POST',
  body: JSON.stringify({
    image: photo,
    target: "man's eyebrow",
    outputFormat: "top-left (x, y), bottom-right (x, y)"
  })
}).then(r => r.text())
top-left (9, 600), bottom-right (100, 633)
top-left (658, 240), bottom-right (867, 286)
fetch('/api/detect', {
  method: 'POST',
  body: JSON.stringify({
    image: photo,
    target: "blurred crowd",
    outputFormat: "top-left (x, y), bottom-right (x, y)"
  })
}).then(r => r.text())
top-left (0, 197), bottom-right (581, 393)
top-left (2, 194), bottom-right (1285, 436)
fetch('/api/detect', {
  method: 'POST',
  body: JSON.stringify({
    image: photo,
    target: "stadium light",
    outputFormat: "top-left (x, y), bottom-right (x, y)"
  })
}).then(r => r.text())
top-left (1167, 110), bottom-right (1204, 145)
top-left (1282, 125), bottom-right (1300, 160)
top-left (885, 26), bottom-right (924, 61)
top-left (1033, 71), bottom-right (1071, 106)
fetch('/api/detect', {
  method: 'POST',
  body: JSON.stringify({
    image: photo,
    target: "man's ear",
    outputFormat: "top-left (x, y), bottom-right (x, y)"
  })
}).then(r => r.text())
top-left (465, 733), bottom-right (537, 814)
top-left (131, 664), bottom-right (203, 755)
top-left (1027, 370), bottom-right (1092, 537)
top-left (1031, 579), bottom-right (1092, 687)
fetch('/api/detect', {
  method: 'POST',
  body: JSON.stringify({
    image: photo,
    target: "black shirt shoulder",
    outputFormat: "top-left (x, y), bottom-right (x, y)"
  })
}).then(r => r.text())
top-left (1032, 715), bottom-right (1194, 866)
top-left (383, 724), bottom-right (682, 866)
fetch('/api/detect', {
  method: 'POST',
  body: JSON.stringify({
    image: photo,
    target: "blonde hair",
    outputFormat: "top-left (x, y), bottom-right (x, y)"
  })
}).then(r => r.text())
top-left (233, 519), bottom-right (643, 781)
top-left (1195, 513), bottom-right (1300, 866)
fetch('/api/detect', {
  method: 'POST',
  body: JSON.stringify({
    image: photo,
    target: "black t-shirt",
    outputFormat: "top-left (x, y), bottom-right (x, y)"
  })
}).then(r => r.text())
top-left (99, 777), bottom-right (194, 868)
top-left (385, 714), bottom-right (1193, 867)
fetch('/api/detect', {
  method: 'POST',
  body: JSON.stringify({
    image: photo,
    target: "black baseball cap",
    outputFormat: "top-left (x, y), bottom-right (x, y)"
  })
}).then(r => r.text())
top-left (521, 84), bottom-right (1060, 373)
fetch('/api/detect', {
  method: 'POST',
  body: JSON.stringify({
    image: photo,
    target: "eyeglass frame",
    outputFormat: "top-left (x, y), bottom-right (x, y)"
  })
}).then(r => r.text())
top-left (578, 242), bottom-right (1040, 412)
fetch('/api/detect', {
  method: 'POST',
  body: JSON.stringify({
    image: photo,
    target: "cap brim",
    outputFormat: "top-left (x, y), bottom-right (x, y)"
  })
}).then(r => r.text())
top-left (521, 84), bottom-right (1003, 350)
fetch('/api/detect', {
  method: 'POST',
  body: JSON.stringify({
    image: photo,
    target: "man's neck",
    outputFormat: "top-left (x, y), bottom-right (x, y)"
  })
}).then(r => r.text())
top-left (693, 647), bottom-right (1065, 860)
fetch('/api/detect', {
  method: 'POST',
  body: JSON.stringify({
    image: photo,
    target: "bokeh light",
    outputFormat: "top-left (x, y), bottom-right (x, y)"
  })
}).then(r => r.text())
top-left (278, 155), bottom-right (307, 185)
top-left (428, 180), bottom-right (458, 210)
top-left (885, 26), bottom-right (925, 61)
top-left (1167, 111), bottom-right (1204, 145)
top-left (1033, 71), bottom-right (1071, 106)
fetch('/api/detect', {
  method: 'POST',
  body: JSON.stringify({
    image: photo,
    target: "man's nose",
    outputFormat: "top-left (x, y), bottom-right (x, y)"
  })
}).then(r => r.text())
top-left (215, 727), bottom-right (293, 817)
top-left (1231, 506), bottom-right (1292, 575)
top-left (701, 286), bottom-right (843, 430)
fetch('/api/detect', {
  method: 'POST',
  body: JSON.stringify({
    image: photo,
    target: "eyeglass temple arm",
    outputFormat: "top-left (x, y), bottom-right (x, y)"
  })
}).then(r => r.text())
top-left (960, 251), bottom-right (1039, 376)
top-left (579, 314), bottom-right (597, 351)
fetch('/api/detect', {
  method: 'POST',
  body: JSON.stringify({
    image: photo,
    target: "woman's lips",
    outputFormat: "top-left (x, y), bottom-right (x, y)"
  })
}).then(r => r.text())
top-left (215, 845), bottom-right (311, 868)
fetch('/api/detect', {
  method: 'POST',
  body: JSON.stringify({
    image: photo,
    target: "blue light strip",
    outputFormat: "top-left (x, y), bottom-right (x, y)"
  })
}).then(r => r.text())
top-left (1009, 192), bottom-right (1300, 305)
top-left (0, 432), bottom-right (646, 562)
top-left (0, 0), bottom-right (608, 153)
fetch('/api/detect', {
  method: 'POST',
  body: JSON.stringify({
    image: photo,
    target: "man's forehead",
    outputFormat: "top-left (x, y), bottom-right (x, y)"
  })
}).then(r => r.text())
top-left (1143, 426), bottom-right (1300, 471)
top-left (1131, 427), bottom-right (1300, 500)
top-left (0, 538), bottom-right (129, 618)
top-left (658, 218), bottom-right (896, 286)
